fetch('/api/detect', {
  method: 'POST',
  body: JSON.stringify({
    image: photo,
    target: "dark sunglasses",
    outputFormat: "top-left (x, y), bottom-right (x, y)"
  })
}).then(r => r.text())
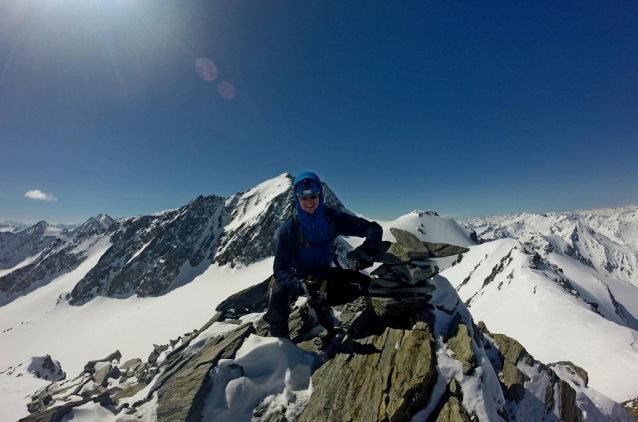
top-left (297, 193), bottom-right (319, 200)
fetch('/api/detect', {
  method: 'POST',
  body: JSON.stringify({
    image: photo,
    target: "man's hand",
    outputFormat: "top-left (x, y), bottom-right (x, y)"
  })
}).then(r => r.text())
top-left (300, 278), bottom-right (327, 306)
top-left (356, 252), bottom-right (375, 270)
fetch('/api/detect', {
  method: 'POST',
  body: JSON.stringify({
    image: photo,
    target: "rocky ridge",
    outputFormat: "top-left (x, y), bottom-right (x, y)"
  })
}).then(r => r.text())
top-left (0, 221), bottom-right (59, 270)
top-left (0, 217), bottom-right (113, 306)
top-left (461, 207), bottom-right (638, 287)
top-left (69, 174), bottom-right (350, 304)
top-left (20, 231), bottom-right (633, 422)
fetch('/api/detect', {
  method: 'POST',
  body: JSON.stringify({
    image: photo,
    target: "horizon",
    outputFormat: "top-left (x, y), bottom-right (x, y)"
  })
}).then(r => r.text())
top-left (2, 170), bottom-right (638, 226)
top-left (2, 1), bottom-right (637, 224)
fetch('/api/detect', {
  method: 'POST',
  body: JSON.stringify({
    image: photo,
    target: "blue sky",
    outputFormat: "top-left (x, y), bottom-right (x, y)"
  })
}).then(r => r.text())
top-left (1, 1), bottom-right (637, 223)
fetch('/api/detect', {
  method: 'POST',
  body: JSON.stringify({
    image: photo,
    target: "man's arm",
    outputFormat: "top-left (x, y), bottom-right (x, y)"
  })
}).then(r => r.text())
top-left (273, 221), bottom-right (303, 293)
top-left (330, 209), bottom-right (382, 259)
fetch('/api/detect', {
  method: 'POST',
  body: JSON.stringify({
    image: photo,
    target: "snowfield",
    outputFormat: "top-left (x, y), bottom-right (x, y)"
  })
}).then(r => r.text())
top-left (0, 236), bottom-right (275, 420)
top-left (443, 238), bottom-right (638, 403)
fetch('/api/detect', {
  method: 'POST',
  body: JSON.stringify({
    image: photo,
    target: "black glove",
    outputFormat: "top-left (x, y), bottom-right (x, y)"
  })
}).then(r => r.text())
top-left (356, 252), bottom-right (375, 270)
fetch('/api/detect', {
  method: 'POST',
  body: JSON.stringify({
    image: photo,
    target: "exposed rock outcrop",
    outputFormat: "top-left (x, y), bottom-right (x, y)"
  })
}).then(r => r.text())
top-left (67, 174), bottom-right (350, 304)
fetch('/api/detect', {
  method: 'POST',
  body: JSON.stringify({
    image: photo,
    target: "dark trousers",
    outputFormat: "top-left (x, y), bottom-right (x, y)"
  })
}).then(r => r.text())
top-left (263, 268), bottom-right (371, 330)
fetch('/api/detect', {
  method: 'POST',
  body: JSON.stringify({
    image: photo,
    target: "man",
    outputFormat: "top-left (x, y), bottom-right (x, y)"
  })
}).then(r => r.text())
top-left (264, 172), bottom-right (383, 338)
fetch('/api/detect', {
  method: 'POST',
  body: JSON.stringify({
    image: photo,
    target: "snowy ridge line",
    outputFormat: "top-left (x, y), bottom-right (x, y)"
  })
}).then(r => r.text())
top-left (461, 205), bottom-right (638, 286)
top-left (442, 237), bottom-right (638, 403)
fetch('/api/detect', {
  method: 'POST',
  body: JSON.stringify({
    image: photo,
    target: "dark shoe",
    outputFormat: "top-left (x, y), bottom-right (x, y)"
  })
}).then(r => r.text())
top-left (268, 323), bottom-right (289, 339)
top-left (313, 304), bottom-right (335, 331)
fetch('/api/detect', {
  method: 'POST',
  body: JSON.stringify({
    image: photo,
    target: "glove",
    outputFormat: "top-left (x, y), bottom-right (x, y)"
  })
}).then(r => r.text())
top-left (299, 278), bottom-right (327, 306)
top-left (356, 252), bottom-right (375, 270)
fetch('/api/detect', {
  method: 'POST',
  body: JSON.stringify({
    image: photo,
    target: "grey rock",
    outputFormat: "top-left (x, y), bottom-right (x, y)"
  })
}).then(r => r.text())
top-left (348, 241), bottom-right (408, 264)
top-left (368, 296), bottom-right (431, 317)
top-left (445, 313), bottom-right (476, 375)
top-left (93, 364), bottom-right (112, 386)
top-left (376, 261), bottom-right (439, 285)
top-left (369, 277), bottom-right (404, 288)
top-left (115, 403), bottom-right (129, 415)
top-left (382, 271), bottom-right (399, 281)
top-left (407, 263), bottom-right (439, 285)
top-left (299, 310), bottom-right (437, 422)
top-left (370, 264), bottom-right (393, 278)
top-left (155, 323), bottom-right (255, 422)
top-left (84, 350), bottom-right (122, 373)
top-left (435, 396), bottom-right (472, 422)
top-left (119, 358), bottom-right (142, 373)
top-left (500, 360), bottom-right (527, 402)
top-left (216, 276), bottom-right (272, 319)
top-left (20, 390), bottom-right (116, 422)
top-left (113, 383), bottom-right (147, 400)
top-left (424, 242), bottom-right (470, 258)
top-left (390, 263), bottom-right (411, 281)
top-left (390, 227), bottom-right (431, 259)
top-left (550, 361), bottom-right (589, 387)
top-left (621, 397), bottom-right (638, 420)
top-left (288, 304), bottom-right (317, 343)
top-left (558, 378), bottom-right (583, 422)
top-left (253, 398), bottom-right (290, 422)
top-left (153, 344), bottom-right (169, 354)
top-left (368, 284), bottom-right (436, 297)
top-left (91, 364), bottom-right (120, 388)
top-left (490, 333), bottom-right (526, 364)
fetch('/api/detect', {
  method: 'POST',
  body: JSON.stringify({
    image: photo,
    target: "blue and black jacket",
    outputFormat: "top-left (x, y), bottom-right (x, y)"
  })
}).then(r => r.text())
top-left (273, 172), bottom-right (382, 293)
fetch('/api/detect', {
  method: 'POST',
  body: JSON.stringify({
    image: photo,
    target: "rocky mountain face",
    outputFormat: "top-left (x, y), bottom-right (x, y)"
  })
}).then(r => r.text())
top-left (20, 233), bottom-right (633, 422)
top-left (0, 217), bottom-right (113, 306)
top-left (0, 221), bottom-right (59, 270)
top-left (69, 174), bottom-right (349, 304)
top-left (461, 205), bottom-right (638, 287)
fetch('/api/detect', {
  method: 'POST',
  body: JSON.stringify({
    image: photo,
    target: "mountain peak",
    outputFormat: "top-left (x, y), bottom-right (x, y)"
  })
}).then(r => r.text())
top-left (411, 210), bottom-right (439, 217)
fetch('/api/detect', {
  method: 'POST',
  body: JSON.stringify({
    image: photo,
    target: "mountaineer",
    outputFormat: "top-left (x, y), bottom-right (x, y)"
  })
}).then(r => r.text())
top-left (264, 171), bottom-right (382, 338)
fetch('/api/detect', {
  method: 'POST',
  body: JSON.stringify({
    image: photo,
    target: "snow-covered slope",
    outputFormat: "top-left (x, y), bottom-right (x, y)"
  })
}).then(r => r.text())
top-left (381, 210), bottom-right (475, 247)
top-left (0, 250), bottom-right (275, 420)
top-left (0, 221), bottom-right (32, 233)
top-left (0, 216), bottom-right (114, 306)
top-left (0, 221), bottom-right (62, 270)
top-left (442, 238), bottom-right (638, 403)
top-left (344, 210), bottom-right (475, 253)
top-left (461, 205), bottom-right (638, 287)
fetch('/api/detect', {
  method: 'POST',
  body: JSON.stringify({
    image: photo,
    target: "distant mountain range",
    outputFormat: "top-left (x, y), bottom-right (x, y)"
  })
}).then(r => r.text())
top-left (0, 221), bottom-right (81, 233)
top-left (460, 204), bottom-right (638, 288)
top-left (1, 174), bottom-right (637, 420)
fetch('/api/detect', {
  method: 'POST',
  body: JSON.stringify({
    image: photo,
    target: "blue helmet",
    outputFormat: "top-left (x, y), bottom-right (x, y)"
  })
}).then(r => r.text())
top-left (294, 172), bottom-right (323, 200)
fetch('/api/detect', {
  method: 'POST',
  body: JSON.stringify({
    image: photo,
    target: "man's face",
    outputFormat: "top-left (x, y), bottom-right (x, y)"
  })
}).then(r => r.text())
top-left (299, 195), bottom-right (320, 214)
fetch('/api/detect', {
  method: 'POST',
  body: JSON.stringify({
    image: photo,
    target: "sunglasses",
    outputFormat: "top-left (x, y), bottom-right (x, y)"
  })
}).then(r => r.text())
top-left (297, 193), bottom-right (319, 200)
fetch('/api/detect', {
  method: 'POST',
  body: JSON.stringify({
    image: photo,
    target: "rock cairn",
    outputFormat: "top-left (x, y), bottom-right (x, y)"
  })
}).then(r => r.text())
top-left (348, 228), bottom-right (446, 296)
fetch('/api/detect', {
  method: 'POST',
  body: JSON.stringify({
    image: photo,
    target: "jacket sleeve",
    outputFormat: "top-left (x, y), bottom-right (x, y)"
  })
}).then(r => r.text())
top-left (331, 209), bottom-right (383, 258)
top-left (273, 219), bottom-right (303, 293)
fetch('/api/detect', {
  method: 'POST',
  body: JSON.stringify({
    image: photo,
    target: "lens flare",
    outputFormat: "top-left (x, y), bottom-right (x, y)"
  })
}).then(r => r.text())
top-left (195, 58), bottom-right (218, 82)
top-left (218, 81), bottom-right (236, 99)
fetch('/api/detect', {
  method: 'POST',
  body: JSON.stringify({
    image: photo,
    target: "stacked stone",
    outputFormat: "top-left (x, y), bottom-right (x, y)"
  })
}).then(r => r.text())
top-left (350, 227), bottom-right (439, 289)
